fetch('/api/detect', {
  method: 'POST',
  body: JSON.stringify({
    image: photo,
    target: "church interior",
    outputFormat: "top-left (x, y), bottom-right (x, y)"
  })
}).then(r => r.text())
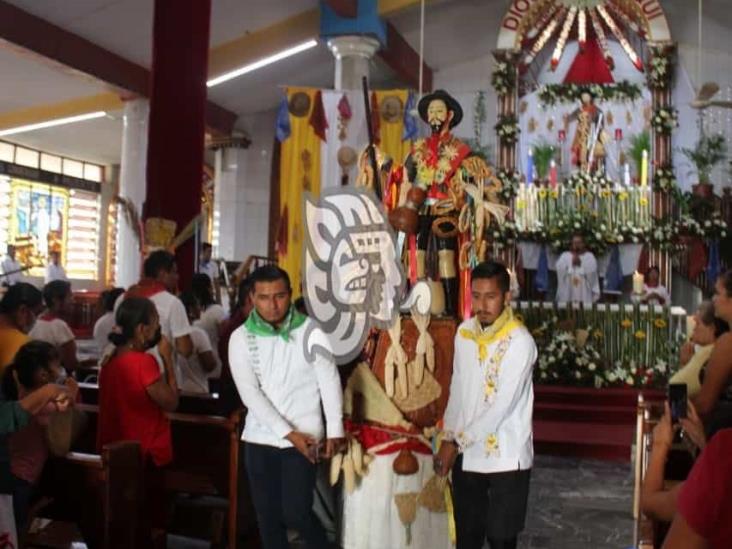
top-left (0, 0), bottom-right (731, 548)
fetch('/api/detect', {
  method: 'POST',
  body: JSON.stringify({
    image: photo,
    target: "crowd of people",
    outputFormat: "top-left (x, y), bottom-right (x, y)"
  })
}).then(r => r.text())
top-left (0, 239), bottom-right (731, 548)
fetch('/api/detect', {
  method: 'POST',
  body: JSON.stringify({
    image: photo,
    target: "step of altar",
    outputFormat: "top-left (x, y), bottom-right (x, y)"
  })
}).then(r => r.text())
top-left (533, 402), bottom-right (636, 424)
top-left (535, 385), bottom-right (665, 408)
top-left (533, 419), bottom-right (635, 462)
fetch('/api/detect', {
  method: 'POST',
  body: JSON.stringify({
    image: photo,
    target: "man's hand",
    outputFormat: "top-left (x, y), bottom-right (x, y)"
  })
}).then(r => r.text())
top-left (64, 378), bottom-right (79, 403)
top-left (653, 402), bottom-right (677, 451)
top-left (679, 400), bottom-right (706, 450)
top-left (434, 440), bottom-right (458, 477)
top-left (572, 253), bottom-right (581, 267)
top-left (286, 431), bottom-right (317, 463)
top-left (324, 437), bottom-right (346, 459)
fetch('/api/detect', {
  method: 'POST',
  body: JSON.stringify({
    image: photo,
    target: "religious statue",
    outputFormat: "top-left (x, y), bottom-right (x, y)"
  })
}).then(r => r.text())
top-left (569, 92), bottom-right (607, 172)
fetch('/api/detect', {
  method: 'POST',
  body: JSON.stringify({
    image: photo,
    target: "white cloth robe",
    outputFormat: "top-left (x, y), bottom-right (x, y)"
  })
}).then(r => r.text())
top-left (555, 251), bottom-right (600, 304)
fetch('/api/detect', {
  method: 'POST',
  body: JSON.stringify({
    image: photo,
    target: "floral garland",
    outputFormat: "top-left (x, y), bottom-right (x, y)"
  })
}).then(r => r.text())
top-left (651, 107), bottom-right (678, 136)
top-left (677, 212), bottom-right (729, 239)
top-left (496, 169), bottom-right (520, 202)
top-left (537, 81), bottom-right (642, 107)
top-left (491, 60), bottom-right (516, 96)
top-left (653, 165), bottom-right (678, 192)
top-left (647, 46), bottom-right (674, 90)
top-left (495, 115), bottom-right (520, 145)
top-left (562, 171), bottom-right (614, 189)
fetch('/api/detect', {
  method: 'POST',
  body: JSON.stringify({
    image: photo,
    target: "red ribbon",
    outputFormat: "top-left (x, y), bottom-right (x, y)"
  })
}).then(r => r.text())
top-left (408, 234), bottom-right (418, 284)
top-left (125, 278), bottom-right (166, 299)
top-left (345, 420), bottom-right (432, 456)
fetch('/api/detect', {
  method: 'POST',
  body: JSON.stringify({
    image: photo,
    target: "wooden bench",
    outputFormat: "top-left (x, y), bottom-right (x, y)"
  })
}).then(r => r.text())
top-left (73, 403), bottom-right (243, 549)
top-left (26, 441), bottom-right (142, 549)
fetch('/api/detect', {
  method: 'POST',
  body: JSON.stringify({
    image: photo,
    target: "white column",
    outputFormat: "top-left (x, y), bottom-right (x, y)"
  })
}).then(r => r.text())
top-left (116, 98), bottom-right (149, 289)
top-left (327, 36), bottom-right (381, 90)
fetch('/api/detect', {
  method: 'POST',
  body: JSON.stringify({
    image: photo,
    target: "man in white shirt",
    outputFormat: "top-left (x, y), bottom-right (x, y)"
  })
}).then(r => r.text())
top-left (435, 261), bottom-right (537, 549)
top-left (45, 251), bottom-right (68, 284)
top-left (1, 245), bottom-right (22, 286)
top-left (198, 242), bottom-right (221, 303)
top-left (229, 265), bottom-right (344, 549)
top-left (555, 234), bottom-right (600, 304)
top-left (93, 288), bottom-right (125, 356)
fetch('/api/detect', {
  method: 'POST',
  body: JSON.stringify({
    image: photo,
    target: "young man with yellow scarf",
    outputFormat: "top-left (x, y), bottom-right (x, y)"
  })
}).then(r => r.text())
top-left (435, 261), bottom-right (537, 549)
top-left (228, 265), bottom-right (344, 549)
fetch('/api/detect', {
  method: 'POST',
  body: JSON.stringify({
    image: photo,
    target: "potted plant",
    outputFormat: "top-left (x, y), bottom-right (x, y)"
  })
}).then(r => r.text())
top-left (682, 133), bottom-right (728, 198)
top-left (532, 141), bottom-right (555, 182)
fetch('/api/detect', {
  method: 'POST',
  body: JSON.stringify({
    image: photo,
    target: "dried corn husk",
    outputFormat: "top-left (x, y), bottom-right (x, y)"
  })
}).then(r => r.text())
top-left (411, 309), bottom-right (434, 386)
top-left (343, 443), bottom-right (355, 493)
top-left (351, 439), bottom-right (364, 476)
top-left (344, 363), bottom-right (413, 431)
top-left (384, 316), bottom-right (408, 398)
top-left (330, 451), bottom-right (343, 486)
top-left (394, 493), bottom-right (419, 545)
top-left (396, 360), bottom-right (408, 399)
top-left (418, 475), bottom-right (447, 513)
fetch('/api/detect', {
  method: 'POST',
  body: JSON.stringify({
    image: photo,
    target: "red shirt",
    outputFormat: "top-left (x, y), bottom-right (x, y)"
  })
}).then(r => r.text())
top-left (678, 428), bottom-right (732, 548)
top-left (97, 351), bottom-right (172, 466)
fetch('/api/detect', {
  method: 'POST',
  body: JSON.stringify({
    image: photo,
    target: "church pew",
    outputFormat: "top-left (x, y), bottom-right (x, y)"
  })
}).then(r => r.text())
top-left (27, 441), bottom-right (142, 549)
top-left (73, 403), bottom-right (243, 549)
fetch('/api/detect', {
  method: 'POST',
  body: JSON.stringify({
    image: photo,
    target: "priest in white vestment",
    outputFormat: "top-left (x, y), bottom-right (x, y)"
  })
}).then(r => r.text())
top-left (555, 234), bottom-right (600, 304)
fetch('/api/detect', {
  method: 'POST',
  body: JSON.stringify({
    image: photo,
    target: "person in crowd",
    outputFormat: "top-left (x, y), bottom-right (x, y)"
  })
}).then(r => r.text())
top-left (0, 284), bottom-right (43, 372)
top-left (555, 234), bottom-right (600, 304)
top-left (44, 251), bottom-right (67, 284)
top-left (693, 270), bottom-right (732, 436)
top-left (670, 301), bottom-right (729, 398)
top-left (123, 250), bottom-right (192, 360)
top-left (228, 265), bottom-right (343, 549)
top-left (177, 291), bottom-right (218, 394)
top-left (93, 288), bottom-right (125, 357)
top-left (1, 245), bottom-right (22, 287)
top-left (29, 280), bottom-right (79, 372)
top-left (0, 374), bottom-right (69, 547)
top-left (661, 428), bottom-right (732, 548)
top-left (191, 273), bottom-right (226, 365)
top-left (435, 261), bottom-right (537, 549)
top-left (641, 266), bottom-right (671, 306)
top-left (197, 243), bottom-right (220, 302)
top-left (217, 277), bottom-right (252, 414)
top-left (2, 341), bottom-right (78, 534)
top-left (98, 296), bottom-right (178, 547)
top-left (640, 401), bottom-right (707, 522)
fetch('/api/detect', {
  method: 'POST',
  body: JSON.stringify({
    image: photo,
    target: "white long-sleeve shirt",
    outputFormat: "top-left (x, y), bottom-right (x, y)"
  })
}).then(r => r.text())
top-left (228, 318), bottom-right (344, 448)
top-left (443, 317), bottom-right (537, 474)
top-left (555, 250), bottom-right (600, 304)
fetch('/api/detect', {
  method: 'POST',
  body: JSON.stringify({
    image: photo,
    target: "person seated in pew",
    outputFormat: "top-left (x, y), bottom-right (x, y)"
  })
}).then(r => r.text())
top-left (641, 401), bottom-right (707, 523)
top-left (121, 250), bottom-right (193, 360)
top-left (693, 270), bottom-right (732, 437)
top-left (190, 273), bottom-right (226, 367)
top-left (98, 296), bottom-right (178, 547)
top-left (177, 291), bottom-right (218, 394)
top-left (0, 283), bottom-right (43, 374)
top-left (228, 266), bottom-right (344, 549)
top-left (1, 341), bottom-right (78, 535)
top-left (670, 301), bottom-right (729, 398)
top-left (30, 280), bottom-right (79, 373)
top-left (0, 355), bottom-right (71, 547)
top-left (661, 428), bottom-right (732, 549)
top-left (93, 287), bottom-right (125, 358)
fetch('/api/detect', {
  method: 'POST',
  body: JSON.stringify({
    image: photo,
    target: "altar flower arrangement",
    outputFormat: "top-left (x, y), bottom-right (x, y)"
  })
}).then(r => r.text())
top-left (495, 115), bottom-right (520, 145)
top-left (491, 60), bottom-right (515, 96)
top-left (534, 322), bottom-right (604, 388)
top-left (653, 165), bottom-right (678, 192)
top-left (647, 45), bottom-right (674, 90)
top-left (496, 169), bottom-right (520, 202)
top-left (651, 107), bottom-right (678, 136)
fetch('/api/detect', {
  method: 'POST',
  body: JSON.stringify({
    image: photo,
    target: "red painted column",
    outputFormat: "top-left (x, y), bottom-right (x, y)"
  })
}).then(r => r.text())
top-left (145, 0), bottom-right (211, 288)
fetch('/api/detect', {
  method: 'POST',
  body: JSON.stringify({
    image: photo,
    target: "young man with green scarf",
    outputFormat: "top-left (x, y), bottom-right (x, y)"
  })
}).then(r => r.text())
top-left (434, 261), bottom-right (537, 549)
top-left (228, 265), bottom-right (343, 549)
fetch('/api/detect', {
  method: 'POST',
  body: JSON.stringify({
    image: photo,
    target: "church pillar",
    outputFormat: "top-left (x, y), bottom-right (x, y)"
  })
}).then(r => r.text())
top-left (145, 0), bottom-right (211, 288)
top-left (117, 98), bottom-right (149, 289)
top-left (327, 35), bottom-right (380, 90)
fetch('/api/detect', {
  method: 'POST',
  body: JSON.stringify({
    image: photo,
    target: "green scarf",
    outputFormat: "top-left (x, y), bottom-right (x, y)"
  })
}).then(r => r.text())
top-left (245, 306), bottom-right (307, 341)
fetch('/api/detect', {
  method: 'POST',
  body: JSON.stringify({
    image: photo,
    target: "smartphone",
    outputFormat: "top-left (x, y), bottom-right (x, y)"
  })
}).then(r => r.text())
top-left (668, 383), bottom-right (688, 423)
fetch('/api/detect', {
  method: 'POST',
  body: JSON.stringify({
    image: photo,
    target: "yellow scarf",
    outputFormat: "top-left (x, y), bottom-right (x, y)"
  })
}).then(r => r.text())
top-left (459, 308), bottom-right (522, 362)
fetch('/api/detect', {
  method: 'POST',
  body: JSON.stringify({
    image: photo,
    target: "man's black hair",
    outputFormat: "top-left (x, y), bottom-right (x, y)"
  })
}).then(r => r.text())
top-left (471, 261), bottom-right (510, 293)
top-left (201, 242), bottom-right (212, 252)
top-left (143, 250), bottom-right (176, 279)
top-left (42, 280), bottom-right (71, 309)
top-left (249, 265), bottom-right (291, 292)
top-left (102, 288), bottom-right (125, 312)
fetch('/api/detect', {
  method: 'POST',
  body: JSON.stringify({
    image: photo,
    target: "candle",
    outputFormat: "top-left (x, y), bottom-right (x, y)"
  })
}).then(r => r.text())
top-left (549, 160), bottom-right (558, 189)
top-left (615, 128), bottom-right (623, 141)
top-left (623, 163), bottom-right (631, 187)
top-left (526, 148), bottom-right (534, 185)
top-left (640, 149), bottom-right (648, 187)
top-left (632, 271), bottom-right (644, 295)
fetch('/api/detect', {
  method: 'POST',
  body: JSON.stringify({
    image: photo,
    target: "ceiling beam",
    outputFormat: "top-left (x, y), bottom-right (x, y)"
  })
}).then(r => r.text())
top-left (0, 93), bottom-right (123, 131)
top-left (377, 21), bottom-right (432, 91)
top-left (323, 0), bottom-right (358, 18)
top-left (0, 0), bottom-right (236, 135)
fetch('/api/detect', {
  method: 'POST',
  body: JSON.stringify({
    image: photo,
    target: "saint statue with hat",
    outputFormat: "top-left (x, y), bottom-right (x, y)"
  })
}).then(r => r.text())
top-left (406, 89), bottom-right (472, 202)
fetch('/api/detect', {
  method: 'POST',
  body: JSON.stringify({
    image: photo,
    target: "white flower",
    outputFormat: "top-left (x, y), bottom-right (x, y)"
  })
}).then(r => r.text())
top-left (575, 371), bottom-right (581, 379)
top-left (588, 363), bottom-right (596, 371)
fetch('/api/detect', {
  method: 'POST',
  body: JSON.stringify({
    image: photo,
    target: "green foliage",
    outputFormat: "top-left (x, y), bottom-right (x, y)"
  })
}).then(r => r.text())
top-left (681, 133), bottom-right (728, 184)
top-left (629, 131), bottom-right (650, 177)
top-left (532, 141), bottom-right (555, 180)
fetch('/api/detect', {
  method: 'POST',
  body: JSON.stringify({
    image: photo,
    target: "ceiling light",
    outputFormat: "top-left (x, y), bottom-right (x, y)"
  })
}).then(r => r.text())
top-left (207, 39), bottom-right (319, 87)
top-left (0, 111), bottom-right (107, 137)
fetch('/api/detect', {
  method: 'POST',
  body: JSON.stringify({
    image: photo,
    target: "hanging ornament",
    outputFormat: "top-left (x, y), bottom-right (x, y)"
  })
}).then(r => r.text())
top-left (589, 8), bottom-right (615, 70)
top-left (528, 117), bottom-right (538, 133)
top-left (626, 110), bottom-right (633, 125)
top-left (547, 117), bottom-right (555, 131)
top-left (337, 94), bottom-right (352, 141)
top-left (551, 6), bottom-right (577, 70)
top-left (519, 100), bottom-right (529, 114)
top-left (606, 110), bottom-right (614, 126)
top-left (523, 7), bottom-right (565, 68)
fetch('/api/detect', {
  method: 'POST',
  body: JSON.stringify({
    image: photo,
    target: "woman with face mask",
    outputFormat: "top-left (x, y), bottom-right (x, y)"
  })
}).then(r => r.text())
top-left (97, 296), bottom-right (178, 548)
top-left (0, 283), bottom-right (43, 373)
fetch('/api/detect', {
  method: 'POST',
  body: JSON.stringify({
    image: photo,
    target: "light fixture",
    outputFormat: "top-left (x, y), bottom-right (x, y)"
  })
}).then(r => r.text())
top-left (207, 39), bottom-right (319, 87)
top-left (0, 111), bottom-right (107, 137)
